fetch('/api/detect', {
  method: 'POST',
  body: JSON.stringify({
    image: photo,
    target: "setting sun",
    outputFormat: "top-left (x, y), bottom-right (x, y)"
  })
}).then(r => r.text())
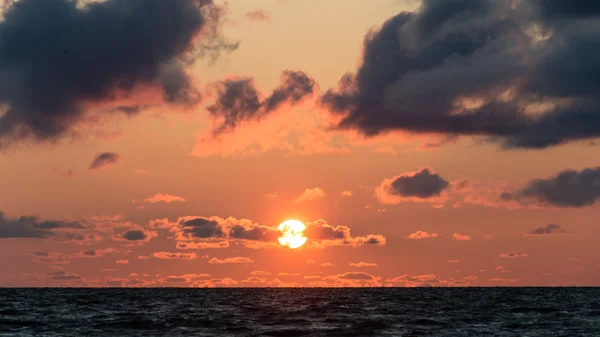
top-left (278, 220), bottom-right (308, 249)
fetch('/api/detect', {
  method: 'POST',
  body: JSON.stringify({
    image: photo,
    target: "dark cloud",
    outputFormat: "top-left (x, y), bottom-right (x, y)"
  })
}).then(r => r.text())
top-left (208, 70), bottom-right (316, 135)
top-left (321, 0), bottom-right (600, 149)
top-left (122, 230), bottom-right (147, 241)
top-left (89, 152), bottom-right (119, 170)
top-left (504, 167), bottom-right (600, 207)
top-left (304, 220), bottom-right (387, 247)
top-left (83, 250), bottom-right (96, 256)
top-left (535, 0), bottom-right (600, 20)
top-left (527, 224), bottom-right (568, 236)
top-left (305, 220), bottom-right (349, 241)
top-left (48, 271), bottom-right (82, 282)
top-left (388, 168), bottom-right (449, 198)
top-left (0, 211), bottom-right (84, 239)
top-left (0, 0), bottom-right (231, 148)
top-left (180, 218), bottom-right (225, 238)
top-left (228, 224), bottom-right (278, 241)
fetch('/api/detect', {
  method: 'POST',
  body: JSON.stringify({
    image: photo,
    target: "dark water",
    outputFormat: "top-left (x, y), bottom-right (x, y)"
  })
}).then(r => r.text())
top-left (1, 288), bottom-right (599, 336)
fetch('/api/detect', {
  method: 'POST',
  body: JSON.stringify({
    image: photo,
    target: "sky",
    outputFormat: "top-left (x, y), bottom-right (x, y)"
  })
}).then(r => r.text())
top-left (0, 0), bottom-right (599, 287)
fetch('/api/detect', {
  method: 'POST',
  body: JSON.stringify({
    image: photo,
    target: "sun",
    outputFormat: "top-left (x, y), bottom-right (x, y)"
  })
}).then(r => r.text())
top-left (278, 220), bottom-right (308, 249)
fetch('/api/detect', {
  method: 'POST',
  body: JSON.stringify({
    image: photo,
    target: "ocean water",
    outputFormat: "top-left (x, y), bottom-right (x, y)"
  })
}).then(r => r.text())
top-left (0, 288), bottom-right (599, 336)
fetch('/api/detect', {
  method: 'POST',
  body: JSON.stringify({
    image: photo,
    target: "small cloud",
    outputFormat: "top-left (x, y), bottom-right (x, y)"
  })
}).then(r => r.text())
top-left (525, 224), bottom-right (569, 236)
top-left (152, 252), bottom-right (197, 260)
top-left (245, 9), bottom-right (271, 22)
top-left (340, 190), bottom-right (353, 197)
top-left (364, 204), bottom-right (372, 209)
top-left (377, 209), bottom-right (386, 213)
top-left (350, 261), bottom-right (378, 267)
top-left (448, 260), bottom-right (460, 263)
top-left (89, 152), bottom-right (119, 170)
top-left (499, 252), bottom-right (528, 258)
top-left (407, 230), bottom-right (439, 240)
top-left (250, 271), bottom-right (272, 276)
top-left (143, 193), bottom-right (186, 204)
top-left (376, 168), bottom-right (449, 205)
top-left (209, 257), bottom-right (254, 264)
top-left (295, 187), bottom-right (326, 203)
top-left (241, 277), bottom-right (266, 284)
top-left (453, 233), bottom-right (472, 241)
top-left (132, 169), bottom-right (149, 175)
top-left (320, 262), bottom-right (334, 267)
top-left (265, 192), bottom-right (280, 199)
top-left (137, 255), bottom-right (151, 260)
top-left (277, 272), bottom-right (300, 277)
top-left (116, 259), bottom-right (129, 264)
top-left (306, 259), bottom-right (316, 264)
top-left (51, 168), bottom-right (76, 177)
top-left (488, 278), bottom-right (522, 284)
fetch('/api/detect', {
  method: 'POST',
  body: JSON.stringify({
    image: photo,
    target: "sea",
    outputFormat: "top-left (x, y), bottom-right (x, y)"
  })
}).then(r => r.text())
top-left (0, 288), bottom-right (599, 336)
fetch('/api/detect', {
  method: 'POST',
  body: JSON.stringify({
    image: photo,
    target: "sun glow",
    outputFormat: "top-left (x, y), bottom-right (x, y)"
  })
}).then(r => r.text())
top-left (278, 220), bottom-right (308, 249)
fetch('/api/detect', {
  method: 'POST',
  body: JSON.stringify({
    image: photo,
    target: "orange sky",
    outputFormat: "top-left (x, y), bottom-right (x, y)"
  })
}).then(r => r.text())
top-left (0, 0), bottom-right (599, 287)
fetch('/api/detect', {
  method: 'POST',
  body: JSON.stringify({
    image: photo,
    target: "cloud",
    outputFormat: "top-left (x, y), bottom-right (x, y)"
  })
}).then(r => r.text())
top-left (499, 252), bottom-right (529, 258)
top-left (250, 271), bottom-right (272, 277)
top-left (207, 70), bottom-right (316, 135)
top-left (245, 10), bottom-right (270, 22)
top-left (452, 233), bottom-right (472, 241)
top-left (241, 277), bottom-right (266, 284)
top-left (488, 278), bottom-right (522, 284)
top-left (337, 272), bottom-right (377, 281)
top-left (407, 230), bottom-right (438, 240)
top-left (32, 248), bottom-right (116, 264)
top-left (156, 273), bottom-right (211, 285)
top-left (320, 262), bottom-right (334, 267)
top-left (169, 216), bottom-right (279, 249)
top-left (304, 219), bottom-right (387, 248)
top-left (152, 252), bottom-right (198, 260)
top-left (265, 192), bottom-right (280, 199)
top-left (306, 259), bottom-right (316, 264)
top-left (310, 272), bottom-right (382, 287)
top-left (132, 169), bottom-right (149, 175)
top-left (340, 190), bottom-right (353, 197)
top-left (376, 168), bottom-right (449, 204)
top-left (0, 0), bottom-right (232, 148)
top-left (89, 152), bottom-right (119, 170)
top-left (116, 259), bottom-right (129, 264)
top-left (0, 211), bottom-right (89, 241)
top-left (164, 216), bottom-right (384, 250)
top-left (295, 187), bottom-right (327, 203)
top-left (320, 0), bottom-right (600, 149)
top-left (277, 272), bottom-right (300, 277)
top-left (386, 274), bottom-right (469, 287)
top-left (349, 261), bottom-right (378, 267)
top-left (208, 257), bottom-right (254, 264)
top-left (525, 224), bottom-right (569, 236)
top-left (48, 271), bottom-right (82, 283)
top-left (502, 167), bottom-right (600, 207)
top-left (143, 193), bottom-right (186, 204)
top-left (448, 260), bottom-right (460, 263)
top-left (114, 227), bottom-right (157, 245)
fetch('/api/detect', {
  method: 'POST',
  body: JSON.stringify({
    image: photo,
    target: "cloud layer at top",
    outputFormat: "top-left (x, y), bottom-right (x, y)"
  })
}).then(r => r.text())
top-left (321, 0), bottom-right (600, 149)
top-left (0, 0), bottom-right (229, 147)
